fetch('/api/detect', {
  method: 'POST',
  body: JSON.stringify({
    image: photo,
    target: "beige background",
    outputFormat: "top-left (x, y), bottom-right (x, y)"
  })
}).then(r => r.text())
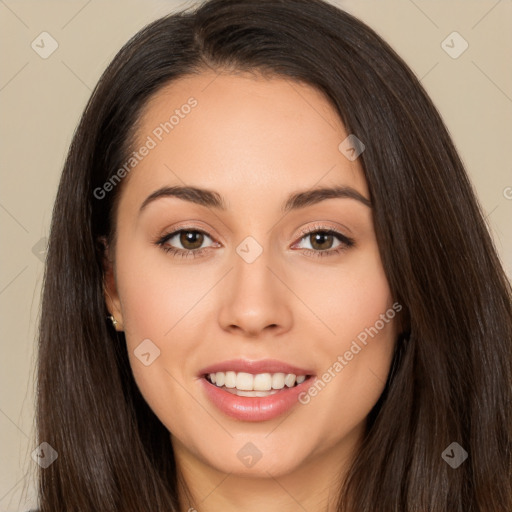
top-left (1, 0), bottom-right (511, 510)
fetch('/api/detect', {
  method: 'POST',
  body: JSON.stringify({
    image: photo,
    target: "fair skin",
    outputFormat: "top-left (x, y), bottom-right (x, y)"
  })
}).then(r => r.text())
top-left (104, 70), bottom-right (399, 512)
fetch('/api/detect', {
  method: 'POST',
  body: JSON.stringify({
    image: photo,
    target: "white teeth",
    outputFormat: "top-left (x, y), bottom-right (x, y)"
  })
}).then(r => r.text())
top-left (215, 372), bottom-right (224, 387)
top-left (225, 388), bottom-right (280, 397)
top-left (206, 371), bottom-right (308, 391)
top-left (254, 373), bottom-right (272, 391)
top-left (271, 373), bottom-right (285, 389)
top-left (236, 372), bottom-right (254, 391)
top-left (284, 373), bottom-right (296, 387)
top-left (224, 371), bottom-right (236, 388)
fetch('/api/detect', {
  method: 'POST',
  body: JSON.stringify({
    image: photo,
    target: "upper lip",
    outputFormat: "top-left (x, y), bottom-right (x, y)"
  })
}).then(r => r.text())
top-left (198, 358), bottom-right (315, 377)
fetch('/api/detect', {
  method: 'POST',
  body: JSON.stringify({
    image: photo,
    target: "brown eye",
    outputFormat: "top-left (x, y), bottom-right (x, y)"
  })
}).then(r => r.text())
top-left (178, 230), bottom-right (205, 250)
top-left (293, 226), bottom-right (355, 259)
top-left (156, 228), bottom-right (217, 258)
top-left (308, 231), bottom-right (336, 251)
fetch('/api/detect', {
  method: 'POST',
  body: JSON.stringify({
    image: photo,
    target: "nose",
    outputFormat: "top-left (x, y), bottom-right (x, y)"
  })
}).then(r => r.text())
top-left (217, 244), bottom-right (293, 338)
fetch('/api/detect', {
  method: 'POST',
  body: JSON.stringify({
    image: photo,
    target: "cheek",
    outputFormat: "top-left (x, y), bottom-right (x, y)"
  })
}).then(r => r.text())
top-left (301, 245), bottom-right (398, 426)
top-left (311, 242), bottom-right (395, 343)
top-left (115, 244), bottom-right (208, 343)
top-left (113, 247), bottom-right (199, 422)
top-left (113, 244), bottom-right (214, 401)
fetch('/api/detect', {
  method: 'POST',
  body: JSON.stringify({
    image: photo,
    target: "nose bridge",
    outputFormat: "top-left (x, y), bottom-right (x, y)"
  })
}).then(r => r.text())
top-left (217, 232), bottom-right (292, 335)
top-left (230, 213), bottom-right (276, 281)
top-left (232, 233), bottom-right (280, 302)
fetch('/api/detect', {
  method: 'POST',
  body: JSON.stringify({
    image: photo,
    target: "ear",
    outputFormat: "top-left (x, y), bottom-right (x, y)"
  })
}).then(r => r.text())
top-left (98, 236), bottom-right (124, 331)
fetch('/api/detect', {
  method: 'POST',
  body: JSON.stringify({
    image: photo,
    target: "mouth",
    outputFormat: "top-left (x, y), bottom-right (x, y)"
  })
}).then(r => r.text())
top-left (197, 359), bottom-right (317, 420)
top-left (200, 370), bottom-right (316, 421)
top-left (202, 371), bottom-right (314, 397)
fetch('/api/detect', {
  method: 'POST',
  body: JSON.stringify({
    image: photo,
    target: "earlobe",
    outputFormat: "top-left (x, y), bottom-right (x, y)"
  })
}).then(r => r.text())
top-left (104, 278), bottom-right (124, 331)
top-left (99, 236), bottom-right (124, 331)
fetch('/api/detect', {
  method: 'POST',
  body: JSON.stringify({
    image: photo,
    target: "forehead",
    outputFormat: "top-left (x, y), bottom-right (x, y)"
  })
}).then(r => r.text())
top-left (123, 71), bottom-right (368, 210)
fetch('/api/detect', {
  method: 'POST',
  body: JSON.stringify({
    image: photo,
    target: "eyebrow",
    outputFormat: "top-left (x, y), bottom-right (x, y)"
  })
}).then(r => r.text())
top-left (139, 184), bottom-right (372, 215)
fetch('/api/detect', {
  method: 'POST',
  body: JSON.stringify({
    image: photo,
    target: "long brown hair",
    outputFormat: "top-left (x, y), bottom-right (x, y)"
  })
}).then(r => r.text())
top-left (36, 0), bottom-right (512, 510)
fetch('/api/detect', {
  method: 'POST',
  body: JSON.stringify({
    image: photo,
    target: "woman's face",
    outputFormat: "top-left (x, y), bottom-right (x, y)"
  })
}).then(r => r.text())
top-left (104, 71), bottom-right (399, 481)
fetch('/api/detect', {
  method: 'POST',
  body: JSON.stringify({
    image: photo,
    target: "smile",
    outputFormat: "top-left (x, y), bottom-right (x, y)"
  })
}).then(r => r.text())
top-left (205, 371), bottom-right (308, 396)
top-left (200, 372), bottom-right (316, 421)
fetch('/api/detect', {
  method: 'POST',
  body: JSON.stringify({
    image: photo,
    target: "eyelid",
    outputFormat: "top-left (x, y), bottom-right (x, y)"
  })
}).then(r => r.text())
top-left (293, 221), bottom-right (352, 240)
top-left (157, 226), bottom-right (218, 247)
top-left (290, 222), bottom-right (354, 253)
top-left (155, 220), bottom-right (220, 242)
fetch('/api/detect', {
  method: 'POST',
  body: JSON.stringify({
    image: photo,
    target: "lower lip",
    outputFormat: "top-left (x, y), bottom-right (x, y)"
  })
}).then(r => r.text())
top-left (200, 376), bottom-right (316, 422)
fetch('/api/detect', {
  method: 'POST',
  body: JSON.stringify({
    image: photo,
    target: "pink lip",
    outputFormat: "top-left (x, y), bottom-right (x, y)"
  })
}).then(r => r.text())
top-left (200, 374), bottom-right (317, 422)
top-left (198, 358), bottom-right (314, 377)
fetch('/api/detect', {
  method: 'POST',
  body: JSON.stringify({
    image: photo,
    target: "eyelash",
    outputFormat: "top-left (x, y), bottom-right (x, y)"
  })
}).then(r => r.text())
top-left (154, 223), bottom-right (355, 260)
